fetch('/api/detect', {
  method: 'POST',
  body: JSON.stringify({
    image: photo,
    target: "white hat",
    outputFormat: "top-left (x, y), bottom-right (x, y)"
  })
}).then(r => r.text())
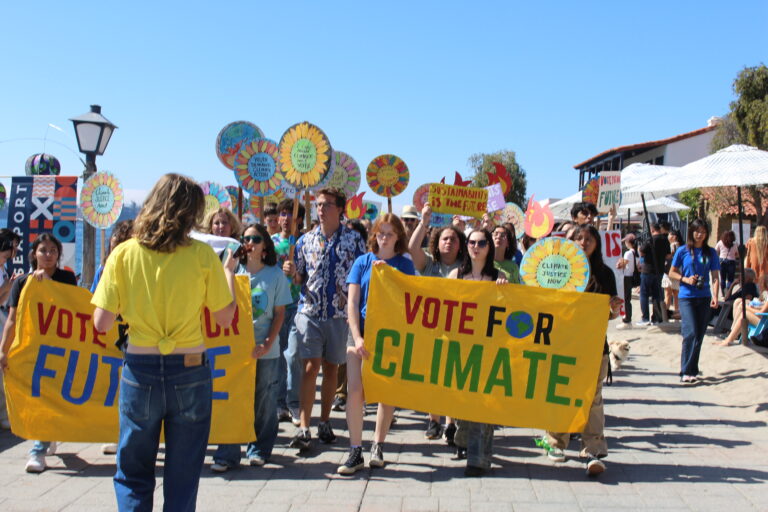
top-left (401, 205), bottom-right (420, 219)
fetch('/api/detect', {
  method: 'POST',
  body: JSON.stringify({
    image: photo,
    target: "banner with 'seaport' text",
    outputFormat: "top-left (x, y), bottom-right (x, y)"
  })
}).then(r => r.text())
top-left (363, 265), bottom-right (609, 432)
top-left (4, 276), bottom-right (256, 444)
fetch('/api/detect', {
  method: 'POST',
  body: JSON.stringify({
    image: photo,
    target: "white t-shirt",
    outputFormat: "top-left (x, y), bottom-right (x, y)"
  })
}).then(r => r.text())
top-left (622, 249), bottom-right (637, 277)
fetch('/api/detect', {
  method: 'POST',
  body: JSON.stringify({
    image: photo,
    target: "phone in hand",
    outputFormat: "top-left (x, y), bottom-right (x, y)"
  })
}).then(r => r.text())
top-left (226, 241), bottom-right (245, 259)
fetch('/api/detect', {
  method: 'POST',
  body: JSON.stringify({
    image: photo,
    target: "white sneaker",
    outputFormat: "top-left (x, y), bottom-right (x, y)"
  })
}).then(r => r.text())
top-left (45, 442), bottom-right (57, 456)
top-left (586, 457), bottom-right (606, 476)
top-left (634, 320), bottom-right (651, 327)
top-left (101, 443), bottom-right (118, 455)
top-left (289, 408), bottom-right (301, 427)
top-left (210, 462), bottom-right (230, 473)
top-left (616, 322), bottom-right (632, 330)
top-left (25, 454), bottom-right (46, 473)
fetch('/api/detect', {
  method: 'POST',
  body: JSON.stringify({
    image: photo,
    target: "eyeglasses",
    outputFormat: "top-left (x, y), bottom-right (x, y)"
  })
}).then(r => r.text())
top-left (376, 232), bottom-right (396, 238)
top-left (242, 235), bottom-right (264, 244)
top-left (467, 239), bottom-right (489, 248)
top-left (316, 202), bottom-right (337, 210)
top-left (403, 218), bottom-right (418, 223)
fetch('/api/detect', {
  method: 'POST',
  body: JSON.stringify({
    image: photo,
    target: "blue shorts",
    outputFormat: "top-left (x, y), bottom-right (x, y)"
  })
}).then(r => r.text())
top-left (290, 312), bottom-right (348, 365)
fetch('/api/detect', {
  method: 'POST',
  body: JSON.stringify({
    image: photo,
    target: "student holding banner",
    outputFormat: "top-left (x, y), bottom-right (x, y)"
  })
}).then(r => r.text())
top-left (540, 225), bottom-right (623, 476)
top-left (0, 228), bottom-right (21, 431)
top-left (447, 229), bottom-right (507, 477)
top-left (408, 202), bottom-right (467, 442)
top-left (0, 233), bottom-right (77, 473)
top-left (92, 174), bottom-right (237, 512)
top-left (212, 224), bottom-right (292, 471)
top-left (338, 214), bottom-right (415, 474)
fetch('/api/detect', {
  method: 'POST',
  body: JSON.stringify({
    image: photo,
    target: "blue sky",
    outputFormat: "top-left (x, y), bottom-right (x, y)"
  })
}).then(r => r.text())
top-left (1, 1), bottom-right (766, 212)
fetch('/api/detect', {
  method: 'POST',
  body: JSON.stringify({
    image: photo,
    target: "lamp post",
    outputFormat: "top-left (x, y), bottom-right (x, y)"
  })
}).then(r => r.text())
top-left (69, 105), bottom-right (117, 288)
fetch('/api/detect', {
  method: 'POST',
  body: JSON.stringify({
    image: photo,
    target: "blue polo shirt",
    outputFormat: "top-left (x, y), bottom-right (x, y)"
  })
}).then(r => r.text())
top-left (671, 245), bottom-right (720, 299)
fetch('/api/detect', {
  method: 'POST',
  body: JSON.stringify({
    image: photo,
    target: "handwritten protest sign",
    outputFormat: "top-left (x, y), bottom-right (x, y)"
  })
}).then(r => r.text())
top-left (428, 183), bottom-right (488, 219)
top-left (485, 183), bottom-right (505, 212)
top-left (597, 171), bottom-right (621, 213)
top-left (520, 237), bottom-right (590, 292)
top-left (5, 276), bottom-right (256, 444)
top-left (363, 266), bottom-right (608, 432)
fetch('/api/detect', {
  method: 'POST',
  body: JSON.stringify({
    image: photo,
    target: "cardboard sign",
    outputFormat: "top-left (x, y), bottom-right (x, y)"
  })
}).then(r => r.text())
top-left (363, 265), bottom-right (609, 432)
top-left (80, 172), bottom-right (123, 229)
top-left (428, 183), bottom-right (488, 219)
top-left (5, 276), bottom-right (256, 444)
top-left (597, 172), bottom-right (621, 213)
top-left (485, 183), bottom-right (505, 212)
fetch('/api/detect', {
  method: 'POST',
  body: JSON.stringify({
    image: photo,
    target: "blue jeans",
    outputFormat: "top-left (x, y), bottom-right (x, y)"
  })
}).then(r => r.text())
top-left (720, 259), bottom-right (736, 295)
top-left (679, 297), bottom-right (712, 376)
top-left (277, 307), bottom-right (299, 411)
top-left (640, 273), bottom-right (662, 322)
top-left (29, 441), bottom-right (51, 456)
top-left (214, 357), bottom-right (280, 465)
top-left (465, 421), bottom-right (494, 470)
top-left (114, 353), bottom-right (212, 512)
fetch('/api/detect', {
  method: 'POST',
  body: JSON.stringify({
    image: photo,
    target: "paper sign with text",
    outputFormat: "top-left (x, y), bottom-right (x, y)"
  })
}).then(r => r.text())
top-left (597, 172), bottom-right (621, 212)
top-left (428, 183), bottom-right (488, 219)
top-left (362, 266), bottom-right (609, 432)
top-left (4, 276), bottom-right (256, 444)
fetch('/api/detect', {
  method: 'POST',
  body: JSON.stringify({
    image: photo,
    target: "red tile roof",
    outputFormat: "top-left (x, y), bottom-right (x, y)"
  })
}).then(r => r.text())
top-left (573, 125), bottom-right (717, 169)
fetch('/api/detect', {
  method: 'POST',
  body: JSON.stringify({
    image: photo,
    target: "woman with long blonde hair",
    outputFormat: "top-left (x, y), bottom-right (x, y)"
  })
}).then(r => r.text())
top-left (745, 226), bottom-right (768, 281)
top-left (92, 174), bottom-right (237, 511)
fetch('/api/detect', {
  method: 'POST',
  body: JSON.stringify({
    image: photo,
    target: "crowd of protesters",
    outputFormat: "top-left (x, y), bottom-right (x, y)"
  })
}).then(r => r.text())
top-left (0, 175), bottom-right (765, 511)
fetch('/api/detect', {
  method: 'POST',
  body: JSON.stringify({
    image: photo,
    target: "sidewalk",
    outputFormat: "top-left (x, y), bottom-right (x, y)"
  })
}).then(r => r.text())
top-left (1, 317), bottom-right (767, 511)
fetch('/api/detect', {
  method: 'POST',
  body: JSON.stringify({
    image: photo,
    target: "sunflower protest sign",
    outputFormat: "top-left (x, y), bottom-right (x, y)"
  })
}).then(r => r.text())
top-left (4, 276), bottom-right (256, 444)
top-left (362, 265), bottom-right (609, 433)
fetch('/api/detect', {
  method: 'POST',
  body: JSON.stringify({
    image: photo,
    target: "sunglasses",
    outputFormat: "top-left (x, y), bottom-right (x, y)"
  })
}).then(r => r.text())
top-left (242, 235), bottom-right (264, 244)
top-left (467, 239), bottom-right (489, 248)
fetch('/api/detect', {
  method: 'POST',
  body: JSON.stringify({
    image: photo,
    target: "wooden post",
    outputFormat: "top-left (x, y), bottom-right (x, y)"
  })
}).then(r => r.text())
top-left (99, 229), bottom-right (106, 265)
top-left (387, 197), bottom-right (392, 214)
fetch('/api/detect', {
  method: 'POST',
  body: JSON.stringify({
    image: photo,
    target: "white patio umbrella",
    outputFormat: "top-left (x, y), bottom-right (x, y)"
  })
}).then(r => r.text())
top-left (628, 144), bottom-right (768, 341)
top-left (619, 196), bottom-right (689, 214)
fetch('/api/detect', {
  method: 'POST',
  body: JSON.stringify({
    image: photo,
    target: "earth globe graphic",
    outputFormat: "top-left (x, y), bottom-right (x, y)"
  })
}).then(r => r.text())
top-left (506, 311), bottom-right (534, 338)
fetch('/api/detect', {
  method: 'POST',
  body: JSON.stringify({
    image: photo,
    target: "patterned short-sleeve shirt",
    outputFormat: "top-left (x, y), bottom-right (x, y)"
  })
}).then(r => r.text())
top-left (295, 225), bottom-right (365, 320)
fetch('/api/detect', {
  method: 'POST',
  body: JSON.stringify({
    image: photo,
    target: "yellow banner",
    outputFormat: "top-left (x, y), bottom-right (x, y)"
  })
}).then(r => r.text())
top-left (428, 183), bottom-right (488, 219)
top-left (4, 276), bottom-right (256, 444)
top-left (363, 266), bottom-right (609, 432)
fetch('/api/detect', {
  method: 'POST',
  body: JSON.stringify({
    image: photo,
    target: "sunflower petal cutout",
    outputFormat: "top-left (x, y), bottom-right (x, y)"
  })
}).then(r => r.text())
top-left (366, 154), bottom-right (409, 198)
top-left (278, 122), bottom-right (333, 188)
top-left (80, 171), bottom-right (124, 229)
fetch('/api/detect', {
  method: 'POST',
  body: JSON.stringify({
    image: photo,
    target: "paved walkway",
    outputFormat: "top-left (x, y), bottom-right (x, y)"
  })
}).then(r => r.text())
top-left (1, 321), bottom-right (767, 511)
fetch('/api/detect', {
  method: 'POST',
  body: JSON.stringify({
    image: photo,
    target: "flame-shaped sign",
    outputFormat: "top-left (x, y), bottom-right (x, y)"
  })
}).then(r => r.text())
top-left (524, 195), bottom-right (555, 238)
top-left (345, 192), bottom-right (366, 220)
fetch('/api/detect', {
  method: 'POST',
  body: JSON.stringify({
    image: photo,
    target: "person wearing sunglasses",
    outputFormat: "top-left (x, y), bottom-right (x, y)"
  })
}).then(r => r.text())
top-left (284, 187), bottom-right (366, 451)
top-left (446, 229), bottom-right (507, 477)
top-left (272, 199), bottom-right (306, 426)
top-left (212, 224), bottom-right (292, 471)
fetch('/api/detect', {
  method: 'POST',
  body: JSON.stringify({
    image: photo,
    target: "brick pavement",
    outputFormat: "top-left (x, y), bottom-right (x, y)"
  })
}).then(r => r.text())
top-left (1, 321), bottom-right (767, 511)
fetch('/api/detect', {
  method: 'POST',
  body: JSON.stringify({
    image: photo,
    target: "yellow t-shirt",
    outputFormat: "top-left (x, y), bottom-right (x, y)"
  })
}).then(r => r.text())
top-left (92, 238), bottom-right (232, 354)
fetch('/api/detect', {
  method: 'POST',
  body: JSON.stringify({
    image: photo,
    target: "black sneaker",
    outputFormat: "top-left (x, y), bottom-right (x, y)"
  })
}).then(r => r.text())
top-left (369, 442), bottom-right (385, 468)
top-left (455, 447), bottom-right (467, 460)
top-left (331, 396), bottom-right (346, 412)
top-left (444, 422), bottom-right (457, 446)
top-left (337, 447), bottom-right (364, 475)
top-left (317, 421), bottom-right (337, 444)
top-left (289, 429), bottom-right (311, 450)
top-left (425, 420), bottom-right (442, 439)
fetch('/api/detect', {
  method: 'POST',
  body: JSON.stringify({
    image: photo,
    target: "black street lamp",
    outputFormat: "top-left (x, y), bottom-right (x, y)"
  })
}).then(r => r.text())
top-left (69, 105), bottom-right (117, 287)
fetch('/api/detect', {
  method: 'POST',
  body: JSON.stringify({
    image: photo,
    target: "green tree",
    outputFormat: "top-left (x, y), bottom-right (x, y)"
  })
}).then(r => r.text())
top-left (467, 150), bottom-right (527, 207)
top-left (709, 64), bottom-right (768, 226)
